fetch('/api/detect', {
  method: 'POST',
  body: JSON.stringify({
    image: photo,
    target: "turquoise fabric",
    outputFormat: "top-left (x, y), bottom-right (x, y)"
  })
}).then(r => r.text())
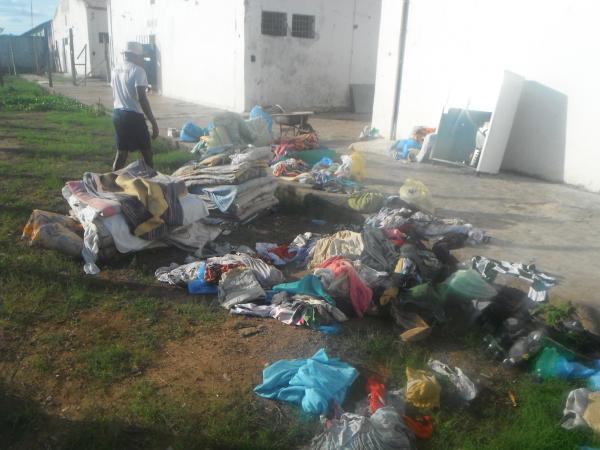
top-left (273, 275), bottom-right (334, 304)
top-left (254, 348), bottom-right (358, 415)
top-left (272, 148), bottom-right (337, 166)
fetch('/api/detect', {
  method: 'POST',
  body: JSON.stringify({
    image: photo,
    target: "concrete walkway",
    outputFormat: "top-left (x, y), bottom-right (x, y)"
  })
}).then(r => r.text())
top-left (24, 75), bottom-right (368, 148)
top-left (24, 74), bottom-right (600, 333)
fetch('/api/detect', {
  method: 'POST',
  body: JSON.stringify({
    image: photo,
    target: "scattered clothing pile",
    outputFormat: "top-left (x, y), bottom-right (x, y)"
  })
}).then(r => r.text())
top-left (271, 142), bottom-right (365, 194)
top-left (273, 132), bottom-right (319, 160)
top-left (23, 160), bottom-right (221, 274)
top-left (173, 147), bottom-right (279, 222)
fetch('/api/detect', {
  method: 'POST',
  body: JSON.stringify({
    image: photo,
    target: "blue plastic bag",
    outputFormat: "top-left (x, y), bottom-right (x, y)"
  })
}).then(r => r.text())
top-left (588, 371), bottom-right (600, 391)
top-left (249, 105), bottom-right (273, 133)
top-left (391, 138), bottom-right (421, 160)
top-left (181, 122), bottom-right (209, 142)
top-left (534, 347), bottom-right (597, 380)
top-left (188, 262), bottom-right (218, 295)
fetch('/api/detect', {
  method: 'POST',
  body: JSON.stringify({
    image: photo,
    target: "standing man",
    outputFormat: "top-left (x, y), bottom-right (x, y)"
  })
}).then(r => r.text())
top-left (111, 41), bottom-right (159, 171)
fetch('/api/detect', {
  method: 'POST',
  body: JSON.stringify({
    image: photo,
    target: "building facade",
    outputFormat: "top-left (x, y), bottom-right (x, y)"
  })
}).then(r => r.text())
top-left (52, 0), bottom-right (109, 78)
top-left (372, 0), bottom-right (600, 192)
top-left (107, 0), bottom-right (381, 112)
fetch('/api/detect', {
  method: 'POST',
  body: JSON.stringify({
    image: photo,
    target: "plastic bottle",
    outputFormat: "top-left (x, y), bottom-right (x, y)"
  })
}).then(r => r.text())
top-left (483, 335), bottom-right (505, 360)
top-left (503, 330), bottom-right (545, 366)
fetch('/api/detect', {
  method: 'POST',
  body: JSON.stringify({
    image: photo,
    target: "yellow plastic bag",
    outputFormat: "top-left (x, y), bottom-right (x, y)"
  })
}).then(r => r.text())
top-left (350, 150), bottom-right (366, 181)
top-left (405, 367), bottom-right (441, 410)
top-left (399, 179), bottom-right (434, 213)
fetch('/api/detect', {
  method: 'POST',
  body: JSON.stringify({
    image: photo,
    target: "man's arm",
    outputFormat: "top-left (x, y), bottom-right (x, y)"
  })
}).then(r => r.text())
top-left (137, 86), bottom-right (159, 139)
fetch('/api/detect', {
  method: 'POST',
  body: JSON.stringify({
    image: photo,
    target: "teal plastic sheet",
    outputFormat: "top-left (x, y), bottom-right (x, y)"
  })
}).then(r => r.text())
top-left (273, 274), bottom-right (334, 304)
top-left (254, 348), bottom-right (358, 414)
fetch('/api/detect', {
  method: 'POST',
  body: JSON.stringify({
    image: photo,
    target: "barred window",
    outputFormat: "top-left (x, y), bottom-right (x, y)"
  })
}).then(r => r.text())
top-left (292, 14), bottom-right (315, 38)
top-left (261, 11), bottom-right (287, 36)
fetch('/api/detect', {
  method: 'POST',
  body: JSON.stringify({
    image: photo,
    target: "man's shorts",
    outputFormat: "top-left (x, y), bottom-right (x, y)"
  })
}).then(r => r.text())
top-left (113, 109), bottom-right (151, 151)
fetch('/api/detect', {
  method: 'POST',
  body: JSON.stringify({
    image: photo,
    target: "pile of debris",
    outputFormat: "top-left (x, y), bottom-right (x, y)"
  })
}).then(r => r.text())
top-left (151, 182), bottom-right (599, 447)
top-left (20, 126), bottom-right (600, 446)
top-left (173, 147), bottom-right (278, 223)
top-left (24, 160), bottom-right (222, 275)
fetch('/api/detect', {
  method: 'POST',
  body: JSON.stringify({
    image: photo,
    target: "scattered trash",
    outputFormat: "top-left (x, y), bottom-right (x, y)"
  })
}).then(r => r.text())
top-left (398, 179), bottom-right (434, 214)
top-left (348, 192), bottom-right (385, 213)
top-left (273, 275), bottom-right (334, 304)
top-left (405, 368), bottom-right (441, 410)
top-left (167, 127), bottom-right (180, 139)
top-left (561, 388), bottom-right (600, 433)
top-left (390, 126), bottom-right (435, 161)
top-left (503, 330), bottom-right (545, 366)
top-left (358, 125), bottom-right (381, 141)
top-left (218, 268), bottom-right (266, 309)
top-left (310, 406), bottom-right (417, 449)
top-left (230, 291), bottom-right (347, 331)
top-left (427, 359), bottom-right (477, 401)
top-left (367, 376), bottom-right (386, 414)
top-left (403, 415), bottom-right (433, 440)
top-left (441, 269), bottom-right (498, 302)
top-left (180, 121), bottom-right (209, 142)
top-left (508, 390), bottom-right (518, 407)
top-left (534, 347), bottom-right (600, 380)
top-left (471, 256), bottom-right (557, 302)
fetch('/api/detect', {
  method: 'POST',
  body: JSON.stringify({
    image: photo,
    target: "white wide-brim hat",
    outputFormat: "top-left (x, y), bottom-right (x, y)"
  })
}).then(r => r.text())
top-left (122, 41), bottom-right (144, 56)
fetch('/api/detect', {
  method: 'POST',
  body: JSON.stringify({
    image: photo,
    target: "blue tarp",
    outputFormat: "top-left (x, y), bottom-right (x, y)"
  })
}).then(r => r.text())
top-left (254, 348), bottom-right (358, 414)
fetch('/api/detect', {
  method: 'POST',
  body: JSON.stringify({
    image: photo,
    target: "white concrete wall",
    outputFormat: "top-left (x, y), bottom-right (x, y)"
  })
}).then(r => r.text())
top-left (86, 5), bottom-right (109, 78)
top-left (371, 0), bottom-right (404, 137)
top-left (52, 0), bottom-right (89, 75)
top-left (372, 0), bottom-right (600, 192)
top-left (108, 0), bottom-right (245, 111)
top-left (349, 0), bottom-right (381, 85)
top-left (244, 0), bottom-right (381, 111)
top-left (52, 0), bottom-right (107, 78)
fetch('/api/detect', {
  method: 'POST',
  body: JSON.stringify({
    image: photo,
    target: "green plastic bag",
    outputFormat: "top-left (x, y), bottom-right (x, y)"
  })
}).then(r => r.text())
top-left (533, 346), bottom-right (594, 380)
top-left (441, 269), bottom-right (497, 301)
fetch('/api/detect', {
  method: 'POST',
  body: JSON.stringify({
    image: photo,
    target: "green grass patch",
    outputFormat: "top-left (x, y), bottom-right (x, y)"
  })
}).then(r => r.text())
top-left (0, 77), bottom-right (92, 113)
top-left (85, 344), bottom-right (134, 383)
top-left (428, 377), bottom-right (599, 450)
top-left (124, 381), bottom-right (318, 449)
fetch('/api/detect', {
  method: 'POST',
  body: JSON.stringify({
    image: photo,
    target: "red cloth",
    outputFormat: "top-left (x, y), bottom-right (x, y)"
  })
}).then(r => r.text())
top-left (383, 228), bottom-right (407, 246)
top-left (367, 376), bottom-right (386, 413)
top-left (270, 244), bottom-right (293, 260)
top-left (319, 256), bottom-right (373, 317)
top-left (273, 133), bottom-right (319, 158)
top-left (403, 415), bottom-right (433, 440)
